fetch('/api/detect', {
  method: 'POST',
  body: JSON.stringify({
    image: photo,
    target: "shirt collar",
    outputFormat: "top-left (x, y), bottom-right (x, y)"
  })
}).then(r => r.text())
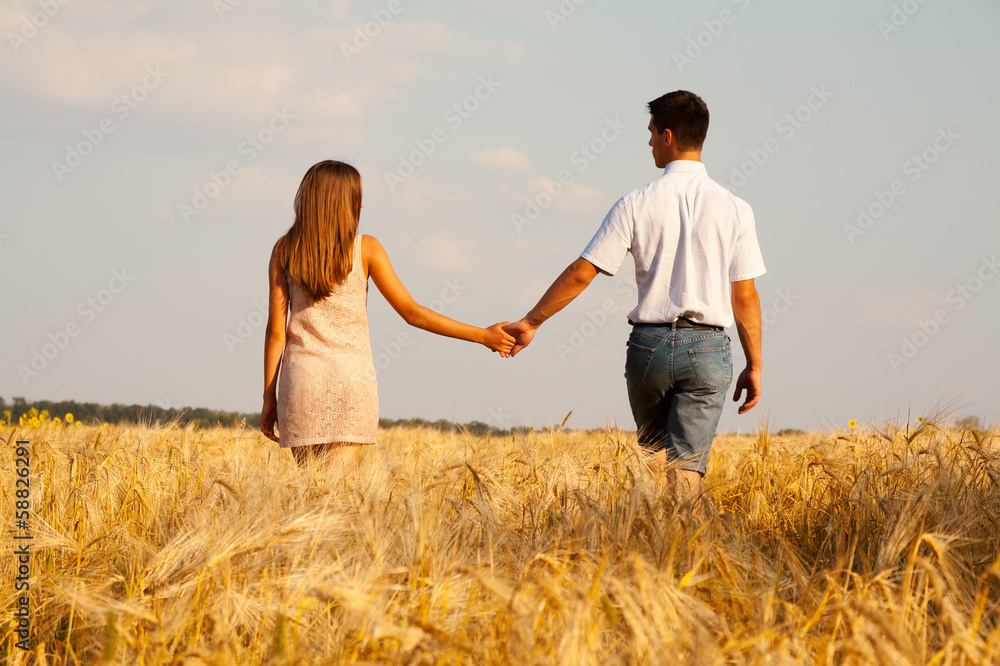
top-left (663, 160), bottom-right (707, 175)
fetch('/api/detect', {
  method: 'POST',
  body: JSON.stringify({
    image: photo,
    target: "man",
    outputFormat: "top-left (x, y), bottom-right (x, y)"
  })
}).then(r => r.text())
top-left (503, 90), bottom-right (765, 502)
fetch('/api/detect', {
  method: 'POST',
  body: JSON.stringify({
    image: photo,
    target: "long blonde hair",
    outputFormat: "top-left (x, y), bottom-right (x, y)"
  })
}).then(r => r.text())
top-left (275, 160), bottom-right (362, 300)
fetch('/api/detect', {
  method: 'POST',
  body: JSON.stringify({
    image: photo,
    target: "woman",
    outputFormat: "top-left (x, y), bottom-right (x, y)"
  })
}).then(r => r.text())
top-left (260, 160), bottom-right (514, 468)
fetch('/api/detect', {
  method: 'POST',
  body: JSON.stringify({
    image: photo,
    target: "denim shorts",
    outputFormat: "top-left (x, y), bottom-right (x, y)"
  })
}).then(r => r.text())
top-left (624, 323), bottom-right (732, 476)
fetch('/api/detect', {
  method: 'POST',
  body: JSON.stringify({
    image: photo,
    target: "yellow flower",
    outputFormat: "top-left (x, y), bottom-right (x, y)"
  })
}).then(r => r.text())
top-left (65, 413), bottom-right (74, 424)
top-left (836, 427), bottom-right (842, 433)
top-left (75, 421), bottom-right (82, 428)
top-left (848, 420), bottom-right (857, 429)
top-left (917, 416), bottom-right (924, 423)
top-left (53, 417), bottom-right (62, 425)
top-left (102, 422), bottom-right (110, 428)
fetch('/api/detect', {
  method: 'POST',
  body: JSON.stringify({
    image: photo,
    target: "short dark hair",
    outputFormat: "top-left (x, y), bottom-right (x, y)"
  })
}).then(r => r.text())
top-left (647, 91), bottom-right (710, 151)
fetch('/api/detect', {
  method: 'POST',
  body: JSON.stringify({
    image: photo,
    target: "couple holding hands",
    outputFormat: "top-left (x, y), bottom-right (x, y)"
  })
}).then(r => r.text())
top-left (261, 91), bottom-right (765, 499)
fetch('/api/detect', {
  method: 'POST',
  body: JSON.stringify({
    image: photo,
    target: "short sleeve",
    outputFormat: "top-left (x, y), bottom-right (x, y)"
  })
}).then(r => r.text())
top-left (729, 202), bottom-right (766, 281)
top-left (580, 196), bottom-right (632, 276)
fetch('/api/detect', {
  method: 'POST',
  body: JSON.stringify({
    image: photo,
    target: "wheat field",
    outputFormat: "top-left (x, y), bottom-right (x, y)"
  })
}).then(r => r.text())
top-left (2, 418), bottom-right (1000, 665)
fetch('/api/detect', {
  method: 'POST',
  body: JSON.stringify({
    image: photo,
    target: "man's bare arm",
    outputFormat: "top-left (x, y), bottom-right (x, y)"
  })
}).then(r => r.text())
top-left (503, 258), bottom-right (600, 356)
top-left (731, 278), bottom-right (762, 414)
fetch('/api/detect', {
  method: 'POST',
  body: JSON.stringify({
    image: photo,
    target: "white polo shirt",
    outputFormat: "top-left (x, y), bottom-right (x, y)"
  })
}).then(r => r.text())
top-left (580, 160), bottom-right (765, 328)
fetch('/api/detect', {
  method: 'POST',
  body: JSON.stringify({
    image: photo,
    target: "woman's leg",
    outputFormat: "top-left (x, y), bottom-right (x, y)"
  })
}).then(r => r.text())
top-left (291, 442), bottom-right (364, 471)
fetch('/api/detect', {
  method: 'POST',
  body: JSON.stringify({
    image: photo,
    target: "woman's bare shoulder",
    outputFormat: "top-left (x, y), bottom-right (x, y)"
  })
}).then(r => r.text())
top-left (270, 235), bottom-right (287, 258)
top-left (269, 237), bottom-right (288, 284)
top-left (361, 234), bottom-right (386, 258)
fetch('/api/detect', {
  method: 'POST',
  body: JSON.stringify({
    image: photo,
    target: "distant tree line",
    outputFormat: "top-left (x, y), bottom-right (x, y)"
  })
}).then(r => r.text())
top-left (376, 417), bottom-right (530, 437)
top-left (0, 396), bottom-right (522, 435)
top-left (4, 397), bottom-right (986, 435)
top-left (1, 396), bottom-right (257, 429)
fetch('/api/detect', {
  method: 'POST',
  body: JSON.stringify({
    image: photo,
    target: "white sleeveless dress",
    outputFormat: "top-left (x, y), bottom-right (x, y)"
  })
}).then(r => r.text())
top-left (277, 234), bottom-right (378, 447)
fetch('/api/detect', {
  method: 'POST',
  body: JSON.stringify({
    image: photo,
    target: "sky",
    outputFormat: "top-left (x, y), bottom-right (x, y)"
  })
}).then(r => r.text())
top-left (2, 0), bottom-right (999, 433)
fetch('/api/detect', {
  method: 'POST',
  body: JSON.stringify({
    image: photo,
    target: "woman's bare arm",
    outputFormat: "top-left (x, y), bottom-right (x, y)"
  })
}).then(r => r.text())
top-left (261, 243), bottom-right (288, 441)
top-left (362, 234), bottom-right (514, 354)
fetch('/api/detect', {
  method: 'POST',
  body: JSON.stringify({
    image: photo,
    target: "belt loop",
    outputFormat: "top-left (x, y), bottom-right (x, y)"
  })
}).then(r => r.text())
top-left (670, 320), bottom-right (677, 331)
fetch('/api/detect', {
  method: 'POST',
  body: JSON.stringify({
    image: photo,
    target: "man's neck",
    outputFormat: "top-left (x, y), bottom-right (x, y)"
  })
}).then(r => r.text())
top-left (666, 151), bottom-right (702, 164)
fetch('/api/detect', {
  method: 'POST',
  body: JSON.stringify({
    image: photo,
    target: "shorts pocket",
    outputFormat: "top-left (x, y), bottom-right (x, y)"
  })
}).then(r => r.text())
top-left (688, 346), bottom-right (732, 391)
top-left (625, 339), bottom-right (656, 384)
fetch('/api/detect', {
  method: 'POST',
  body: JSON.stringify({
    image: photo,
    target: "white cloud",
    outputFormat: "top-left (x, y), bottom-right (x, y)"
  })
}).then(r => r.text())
top-left (290, 0), bottom-right (350, 23)
top-left (1, 5), bottom-right (529, 134)
top-left (393, 21), bottom-right (530, 64)
top-left (2, 28), bottom-right (198, 106)
top-left (469, 146), bottom-right (532, 171)
top-left (0, 0), bottom-right (152, 34)
top-left (525, 176), bottom-right (610, 215)
top-left (362, 170), bottom-right (480, 210)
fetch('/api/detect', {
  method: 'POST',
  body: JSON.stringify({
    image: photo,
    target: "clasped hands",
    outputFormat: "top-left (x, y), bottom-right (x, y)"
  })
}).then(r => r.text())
top-left (482, 319), bottom-right (536, 358)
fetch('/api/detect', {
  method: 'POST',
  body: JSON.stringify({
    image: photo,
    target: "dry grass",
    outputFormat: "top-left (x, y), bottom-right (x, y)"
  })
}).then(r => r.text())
top-left (2, 419), bottom-right (1000, 664)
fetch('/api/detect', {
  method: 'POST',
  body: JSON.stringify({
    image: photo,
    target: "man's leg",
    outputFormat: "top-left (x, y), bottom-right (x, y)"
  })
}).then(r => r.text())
top-left (667, 330), bottom-right (732, 509)
top-left (624, 326), bottom-right (679, 492)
